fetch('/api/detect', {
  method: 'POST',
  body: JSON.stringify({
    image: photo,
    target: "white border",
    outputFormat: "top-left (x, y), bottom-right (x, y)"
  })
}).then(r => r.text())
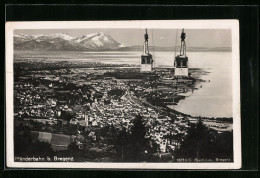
top-left (5, 20), bottom-right (241, 169)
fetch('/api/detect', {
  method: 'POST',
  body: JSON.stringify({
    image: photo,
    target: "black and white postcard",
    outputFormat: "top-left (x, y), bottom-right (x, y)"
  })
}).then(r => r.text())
top-left (5, 20), bottom-right (241, 169)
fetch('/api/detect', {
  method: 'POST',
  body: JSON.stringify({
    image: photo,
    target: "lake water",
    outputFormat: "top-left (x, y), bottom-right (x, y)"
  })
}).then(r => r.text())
top-left (168, 52), bottom-right (233, 118)
top-left (15, 50), bottom-right (233, 118)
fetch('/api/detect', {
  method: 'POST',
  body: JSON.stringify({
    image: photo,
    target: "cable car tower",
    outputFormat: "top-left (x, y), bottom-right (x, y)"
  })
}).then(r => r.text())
top-left (140, 29), bottom-right (153, 72)
top-left (174, 29), bottom-right (188, 77)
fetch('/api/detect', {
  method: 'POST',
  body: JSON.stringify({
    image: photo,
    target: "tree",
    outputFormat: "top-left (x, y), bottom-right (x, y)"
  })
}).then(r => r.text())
top-left (67, 141), bottom-right (80, 152)
top-left (115, 127), bottom-right (128, 161)
top-left (176, 119), bottom-right (211, 160)
top-left (176, 119), bottom-right (233, 161)
top-left (55, 141), bottom-right (85, 161)
top-left (107, 88), bottom-right (125, 100)
top-left (213, 131), bottom-right (233, 160)
top-left (116, 114), bottom-right (158, 162)
top-left (60, 110), bottom-right (74, 121)
top-left (53, 120), bottom-right (63, 133)
top-left (14, 125), bottom-right (54, 157)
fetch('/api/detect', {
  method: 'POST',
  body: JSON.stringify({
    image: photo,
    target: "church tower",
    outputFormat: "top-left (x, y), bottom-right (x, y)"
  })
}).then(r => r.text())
top-left (174, 29), bottom-right (188, 77)
top-left (141, 29), bottom-right (153, 72)
top-left (84, 112), bottom-right (88, 126)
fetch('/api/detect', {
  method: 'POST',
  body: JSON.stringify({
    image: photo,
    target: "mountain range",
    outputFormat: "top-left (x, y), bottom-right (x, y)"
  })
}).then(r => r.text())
top-left (14, 32), bottom-right (231, 52)
top-left (14, 32), bottom-right (126, 51)
top-left (120, 46), bottom-right (231, 52)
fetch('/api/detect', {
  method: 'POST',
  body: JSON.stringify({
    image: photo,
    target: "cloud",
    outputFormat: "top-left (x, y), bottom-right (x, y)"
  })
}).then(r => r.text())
top-left (159, 36), bottom-right (165, 40)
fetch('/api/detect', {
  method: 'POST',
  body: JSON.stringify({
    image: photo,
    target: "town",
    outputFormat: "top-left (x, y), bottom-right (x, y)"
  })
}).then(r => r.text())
top-left (14, 59), bottom-right (233, 162)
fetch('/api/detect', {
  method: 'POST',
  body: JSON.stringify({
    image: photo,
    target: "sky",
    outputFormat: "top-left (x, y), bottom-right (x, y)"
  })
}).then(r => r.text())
top-left (14, 29), bottom-right (231, 48)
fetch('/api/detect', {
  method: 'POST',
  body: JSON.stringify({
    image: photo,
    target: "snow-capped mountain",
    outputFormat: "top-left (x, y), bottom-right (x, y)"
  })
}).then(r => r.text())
top-left (73, 32), bottom-right (123, 50)
top-left (49, 33), bottom-right (76, 41)
top-left (14, 32), bottom-right (126, 51)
